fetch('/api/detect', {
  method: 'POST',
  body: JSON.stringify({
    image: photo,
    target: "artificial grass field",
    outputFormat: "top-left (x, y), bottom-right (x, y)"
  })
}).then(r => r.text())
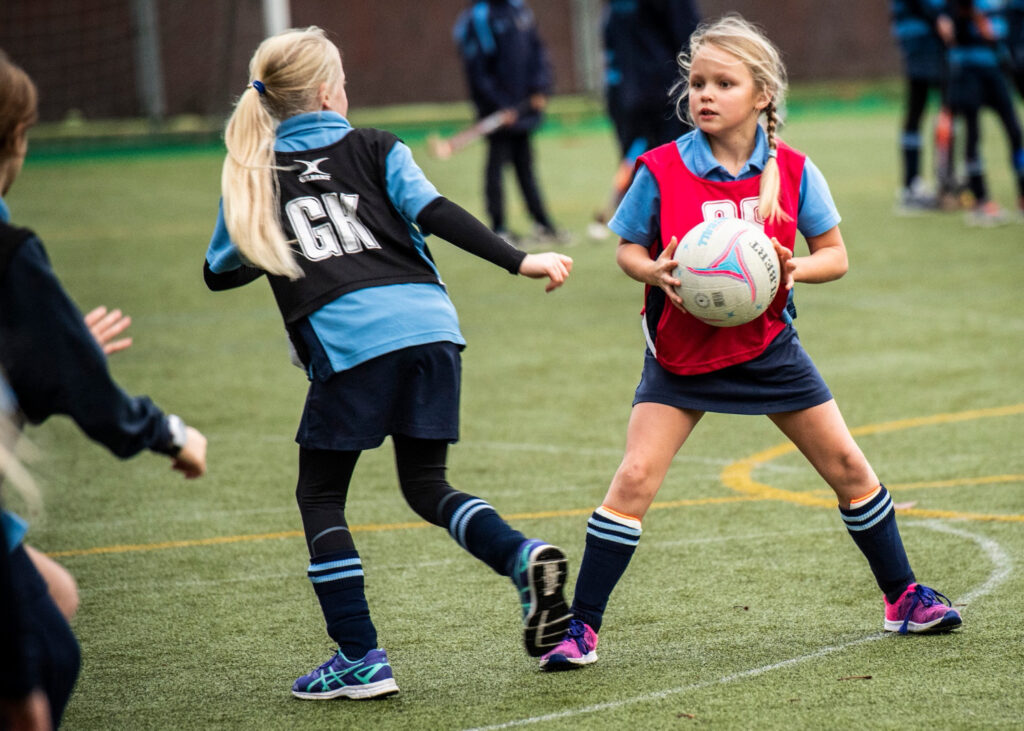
top-left (7, 96), bottom-right (1024, 729)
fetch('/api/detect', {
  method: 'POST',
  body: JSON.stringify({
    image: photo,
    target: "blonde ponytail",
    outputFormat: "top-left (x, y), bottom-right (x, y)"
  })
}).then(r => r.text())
top-left (222, 86), bottom-right (300, 278)
top-left (220, 26), bottom-right (344, 280)
top-left (758, 101), bottom-right (791, 224)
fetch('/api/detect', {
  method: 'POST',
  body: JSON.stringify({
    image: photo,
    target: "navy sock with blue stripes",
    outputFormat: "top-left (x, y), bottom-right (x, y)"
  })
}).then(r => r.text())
top-left (570, 506), bottom-right (643, 632)
top-left (839, 485), bottom-right (915, 604)
top-left (308, 549), bottom-right (377, 659)
top-left (439, 492), bottom-right (526, 577)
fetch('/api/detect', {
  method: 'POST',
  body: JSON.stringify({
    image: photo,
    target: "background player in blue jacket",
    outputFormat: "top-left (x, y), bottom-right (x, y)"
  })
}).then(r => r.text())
top-left (938, 0), bottom-right (1024, 223)
top-left (453, 0), bottom-right (563, 244)
top-left (206, 26), bottom-right (574, 701)
top-left (1007, 0), bottom-right (1024, 97)
top-left (595, 0), bottom-right (701, 227)
top-left (890, 0), bottom-right (958, 212)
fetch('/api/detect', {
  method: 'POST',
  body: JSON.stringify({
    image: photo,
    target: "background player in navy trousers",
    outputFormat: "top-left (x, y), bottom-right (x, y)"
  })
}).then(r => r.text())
top-left (206, 26), bottom-right (574, 701)
top-left (453, 0), bottom-right (564, 244)
top-left (593, 0), bottom-right (701, 228)
top-left (889, 0), bottom-right (959, 212)
top-left (938, 0), bottom-right (1024, 224)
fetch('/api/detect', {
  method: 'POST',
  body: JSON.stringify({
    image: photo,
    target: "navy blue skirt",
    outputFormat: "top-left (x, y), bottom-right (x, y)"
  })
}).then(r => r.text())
top-left (633, 326), bottom-right (832, 415)
top-left (297, 341), bottom-right (461, 451)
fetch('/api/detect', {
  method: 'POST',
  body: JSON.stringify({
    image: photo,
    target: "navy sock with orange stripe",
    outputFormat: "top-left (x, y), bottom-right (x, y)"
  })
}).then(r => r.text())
top-left (570, 506), bottom-right (642, 632)
top-left (839, 485), bottom-right (915, 603)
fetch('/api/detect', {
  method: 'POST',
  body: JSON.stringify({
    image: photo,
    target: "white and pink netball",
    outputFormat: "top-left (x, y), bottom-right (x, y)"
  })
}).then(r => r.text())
top-left (672, 217), bottom-right (781, 327)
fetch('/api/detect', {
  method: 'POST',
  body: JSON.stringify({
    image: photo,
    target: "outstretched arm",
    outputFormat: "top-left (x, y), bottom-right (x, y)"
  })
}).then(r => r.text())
top-left (203, 200), bottom-right (265, 291)
top-left (0, 237), bottom-right (207, 475)
top-left (84, 306), bottom-right (132, 355)
top-left (416, 197), bottom-right (571, 291)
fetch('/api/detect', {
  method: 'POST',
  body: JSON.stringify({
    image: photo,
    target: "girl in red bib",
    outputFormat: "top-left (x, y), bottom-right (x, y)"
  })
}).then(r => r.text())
top-left (539, 14), bottom-right (961, 671)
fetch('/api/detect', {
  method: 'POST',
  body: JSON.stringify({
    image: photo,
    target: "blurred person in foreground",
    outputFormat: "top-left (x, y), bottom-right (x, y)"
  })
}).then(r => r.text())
top-left (0, 48), bottom-right (207, 728)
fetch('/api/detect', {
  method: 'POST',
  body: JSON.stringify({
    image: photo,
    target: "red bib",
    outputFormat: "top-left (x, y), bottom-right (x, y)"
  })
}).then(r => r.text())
top-left (636, 139), bottom-right (806, 375)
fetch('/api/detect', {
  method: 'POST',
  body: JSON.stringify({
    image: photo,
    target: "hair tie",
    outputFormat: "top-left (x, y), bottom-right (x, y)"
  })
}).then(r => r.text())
top-left (767, 148), bottom-right (778, 159)
top-left (251, 80), bottom-right (266, 95)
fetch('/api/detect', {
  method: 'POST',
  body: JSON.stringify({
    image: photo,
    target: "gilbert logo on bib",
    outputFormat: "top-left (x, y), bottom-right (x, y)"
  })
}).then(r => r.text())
top-left (295, 158), bottom-right (331, 183)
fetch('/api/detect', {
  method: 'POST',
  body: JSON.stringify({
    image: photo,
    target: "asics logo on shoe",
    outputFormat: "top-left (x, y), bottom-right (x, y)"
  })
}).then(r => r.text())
top-left (351, 662), bottom-right (388, 684)
top-left (311, 661), bottom-right (388, 689)
top-left (542, 561), bottom-right (559, 596)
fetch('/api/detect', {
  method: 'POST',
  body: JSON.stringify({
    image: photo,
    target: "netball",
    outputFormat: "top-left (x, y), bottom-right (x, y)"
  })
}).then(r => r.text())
top-left (672, 217), bottom-right (781, 327)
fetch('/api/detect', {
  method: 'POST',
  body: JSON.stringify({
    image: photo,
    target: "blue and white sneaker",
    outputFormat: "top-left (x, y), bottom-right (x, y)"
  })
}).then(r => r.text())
top-left (291, 648), bottom-right (399, 700)
top-left (513, 539), bottom-right (572, 657)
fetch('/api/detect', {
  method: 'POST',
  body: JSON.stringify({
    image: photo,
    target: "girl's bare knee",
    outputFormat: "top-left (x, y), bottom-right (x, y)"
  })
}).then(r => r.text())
top-left (607, 459), bottom-right (661, 509)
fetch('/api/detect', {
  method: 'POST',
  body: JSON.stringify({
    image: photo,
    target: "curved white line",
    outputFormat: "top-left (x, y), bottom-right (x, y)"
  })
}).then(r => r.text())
top-left (464, 521), bottom-right (1011, 731)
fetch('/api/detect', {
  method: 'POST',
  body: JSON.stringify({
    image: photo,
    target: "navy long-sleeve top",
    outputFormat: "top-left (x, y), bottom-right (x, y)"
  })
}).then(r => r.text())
top-left (0, 196), bottom-right (174, 462)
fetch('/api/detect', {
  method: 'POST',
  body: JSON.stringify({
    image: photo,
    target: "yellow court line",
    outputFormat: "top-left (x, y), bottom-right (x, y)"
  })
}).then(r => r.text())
top-left (49, 496), bottom-right (764, 559)
top-left (51, 404), bottom-right (1022, 559)
top-left (721, 403), bottom-right (1024, 523)
top-left (807, 474), bottom-right (1024, 497)
top-left (891, 475), bottom-right (1024, 490)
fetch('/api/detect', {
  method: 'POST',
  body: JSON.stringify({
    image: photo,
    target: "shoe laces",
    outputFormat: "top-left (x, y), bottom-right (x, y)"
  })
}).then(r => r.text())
top-left (565, 619), bottom-right (590, 651)
top-left (899, 584), bottom-right (952, 634)
top-left (312, 652), bottom-right (343, 676)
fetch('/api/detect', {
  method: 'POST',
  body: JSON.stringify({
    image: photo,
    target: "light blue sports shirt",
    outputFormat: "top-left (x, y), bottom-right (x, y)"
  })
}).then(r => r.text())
top-left (206, 112), bottom-right (465, 375)
top-left (609, 126), bottom-right (841, 248)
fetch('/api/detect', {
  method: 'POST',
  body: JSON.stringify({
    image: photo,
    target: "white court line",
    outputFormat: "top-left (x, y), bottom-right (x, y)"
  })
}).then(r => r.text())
top-left (463, 520), bottom-right (1012, 731)
top-left (911, 520), bottom-right (1012, 606)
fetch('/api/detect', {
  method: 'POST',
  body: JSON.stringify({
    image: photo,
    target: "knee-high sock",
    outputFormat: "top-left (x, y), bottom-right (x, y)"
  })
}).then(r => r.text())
top-left (308, 549), bottom-right (376, 659)
top-left (438, 492), bottom-right (526, 577)
top-left (570, 506), bottom-right (642, 632)
top-left (395, 435), bottom-right (525, 577)
top-left (839, 485), bottom-right (915, 604)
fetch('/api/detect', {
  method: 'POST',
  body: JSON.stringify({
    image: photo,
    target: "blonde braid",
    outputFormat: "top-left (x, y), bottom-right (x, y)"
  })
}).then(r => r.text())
top-left (758, 101), bottom-right (790, 224)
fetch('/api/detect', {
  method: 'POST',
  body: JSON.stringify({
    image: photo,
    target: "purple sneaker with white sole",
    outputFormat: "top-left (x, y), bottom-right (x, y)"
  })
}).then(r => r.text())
top-left (291, 648), bottom-right (398, 700)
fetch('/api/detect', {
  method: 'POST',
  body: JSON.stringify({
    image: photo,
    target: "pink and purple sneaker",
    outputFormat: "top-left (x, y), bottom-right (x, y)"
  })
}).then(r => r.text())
top-left (884, 583), bottom-right (962, 634)
top-left (539, 619), bottom-right (598, 671)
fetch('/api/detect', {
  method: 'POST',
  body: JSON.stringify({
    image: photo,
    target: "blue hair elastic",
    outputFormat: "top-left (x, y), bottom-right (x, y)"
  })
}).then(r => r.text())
top-left (251, 80), bottom-right (266, 95)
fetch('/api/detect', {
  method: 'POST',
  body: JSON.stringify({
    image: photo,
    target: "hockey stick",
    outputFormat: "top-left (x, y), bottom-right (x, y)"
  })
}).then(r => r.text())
top-left (427, 100), bottom-right (535, 160)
